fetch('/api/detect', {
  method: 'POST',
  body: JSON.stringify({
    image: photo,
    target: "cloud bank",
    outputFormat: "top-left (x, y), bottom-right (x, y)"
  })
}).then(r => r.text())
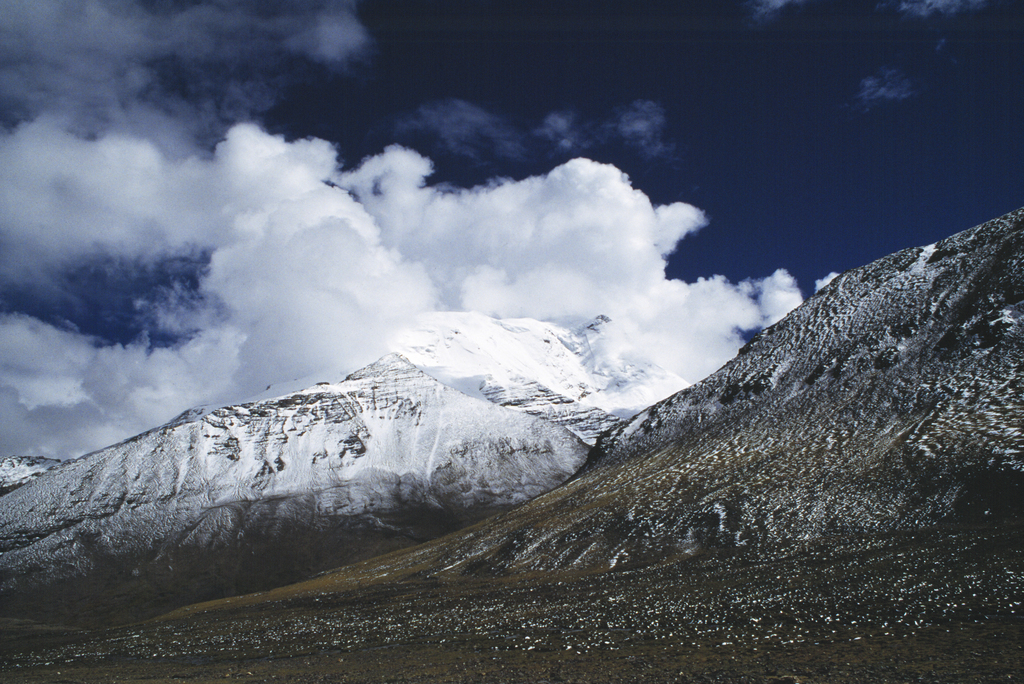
top-left (0, 1), bottom-right (804, 459)
top-left (0, 120), bottom-right (802, 458)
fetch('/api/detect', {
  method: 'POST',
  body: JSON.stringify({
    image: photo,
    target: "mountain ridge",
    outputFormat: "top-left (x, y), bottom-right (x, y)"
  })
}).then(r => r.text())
top-left (0, 309), bottom-right (689, 627)
top-left (0, 353), bottom-right (588, 626)
top-left (592, 208), bottom-right (1024, 474)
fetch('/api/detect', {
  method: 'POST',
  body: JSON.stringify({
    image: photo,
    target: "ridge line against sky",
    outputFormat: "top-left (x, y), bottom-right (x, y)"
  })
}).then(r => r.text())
top-left (1, 0), bottom-right (1021, 459)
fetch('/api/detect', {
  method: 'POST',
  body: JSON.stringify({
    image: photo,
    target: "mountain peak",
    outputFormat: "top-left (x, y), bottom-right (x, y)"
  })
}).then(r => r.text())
top-left (582, 313), bottom-right (612, 332)
top-left (390, 311), bottom-right (687, 442)
top-left (0, 345), bottom-right (588, 626)
top-left (341, 352), bottom-right (422, 382)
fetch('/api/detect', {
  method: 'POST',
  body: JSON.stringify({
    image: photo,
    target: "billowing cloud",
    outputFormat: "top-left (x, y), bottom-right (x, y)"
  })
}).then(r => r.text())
top-left (0, 310), bottom-right (246, 458)
top-left (855, 67), bottom-right (917, 111)
top-left (0, 123), bottom-right (803, 458)
top-left (0, 121), bottom-right (433, 457)
top-left (0, 121), bottom-right (225, 283)
top-left (339, 147), bottom-right (705, 318)
top-left (0, 1), bottom-right (369, 147)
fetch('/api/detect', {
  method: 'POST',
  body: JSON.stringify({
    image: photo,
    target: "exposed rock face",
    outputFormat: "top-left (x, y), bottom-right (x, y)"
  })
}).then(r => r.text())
top-left (478, 375), bottom-right (618, 446)
top-left (0, 354), bottom-right (587, 626)
top-left (384, 208), bottom-right (1024, 576)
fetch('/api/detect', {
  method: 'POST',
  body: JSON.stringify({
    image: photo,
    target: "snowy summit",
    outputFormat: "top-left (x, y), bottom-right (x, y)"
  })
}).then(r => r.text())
top-left (392, 312), bottom-right (688, 443)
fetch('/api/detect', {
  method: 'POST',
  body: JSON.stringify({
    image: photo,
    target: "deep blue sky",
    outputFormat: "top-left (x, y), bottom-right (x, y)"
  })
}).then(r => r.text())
top-left (266, 0), bottom-right (1024, 293)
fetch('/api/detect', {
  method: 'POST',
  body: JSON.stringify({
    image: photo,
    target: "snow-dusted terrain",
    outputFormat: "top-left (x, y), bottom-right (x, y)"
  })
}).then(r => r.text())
top-left (0, 311), bottom-right (685, 626)
top-left (3, 212), bottom-right (1023, 680)
top-left (0, 456), bottom-right (61, 496)
top-left (392, 312), bottom-right (687, 443)
top-left (189, 312), bottom-right (686, 446)
top-left (0, 354), bottom-right (587, 625)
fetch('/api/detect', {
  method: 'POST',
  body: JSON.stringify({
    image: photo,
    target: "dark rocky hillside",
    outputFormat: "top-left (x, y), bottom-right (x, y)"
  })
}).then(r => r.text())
top-left (409, 206), bottom-right (1024, 575)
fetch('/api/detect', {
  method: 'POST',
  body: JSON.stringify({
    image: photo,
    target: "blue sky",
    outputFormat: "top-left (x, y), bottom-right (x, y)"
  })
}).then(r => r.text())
top-left (1, 0), bottom-right (1021, 458)
top-left (298, 0), bottom-right (1020, 288)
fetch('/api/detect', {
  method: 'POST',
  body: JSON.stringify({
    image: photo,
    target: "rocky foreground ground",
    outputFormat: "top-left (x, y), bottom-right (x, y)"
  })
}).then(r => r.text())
top-left (2, 523), bottom-right (1020, 683)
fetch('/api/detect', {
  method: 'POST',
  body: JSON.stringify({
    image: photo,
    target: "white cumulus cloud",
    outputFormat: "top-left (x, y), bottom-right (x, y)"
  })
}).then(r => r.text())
top-left (0, 123), bottom-right (804, 459)
top-left (815, 271), bottom-right (841, 291)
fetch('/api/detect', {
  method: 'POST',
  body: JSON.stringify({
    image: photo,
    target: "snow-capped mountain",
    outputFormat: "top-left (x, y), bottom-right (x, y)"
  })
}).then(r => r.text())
top-left (323, 207), bottom-right (1024, 576)
top-left (391, 312), bottom-right (688, 443)
top-left (0, 456), bottom-right (61, 496)
top-left (9, 200), bottom-right (1023, 632)
top-left (0, 354), bottom-right (587, 626)
top-left (191, 312), bottom-right (686, 446)
top-left (0, 310), bottom-right (685, 627)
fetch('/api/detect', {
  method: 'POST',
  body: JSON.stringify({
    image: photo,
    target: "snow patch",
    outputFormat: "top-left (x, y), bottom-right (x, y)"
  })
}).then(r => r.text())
top-left (0, 456), bottom-right (61, 490)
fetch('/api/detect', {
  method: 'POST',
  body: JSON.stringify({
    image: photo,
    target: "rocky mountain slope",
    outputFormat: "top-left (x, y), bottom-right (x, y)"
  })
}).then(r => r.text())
top-left (93, 204), bottom-right (1021, 598)
top-left (0, 354), bottom-right (587, 626)
top-left (389, 207), bottom-right (1024, 576)
top-left (5, 524), bottom-right (1018, 683)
